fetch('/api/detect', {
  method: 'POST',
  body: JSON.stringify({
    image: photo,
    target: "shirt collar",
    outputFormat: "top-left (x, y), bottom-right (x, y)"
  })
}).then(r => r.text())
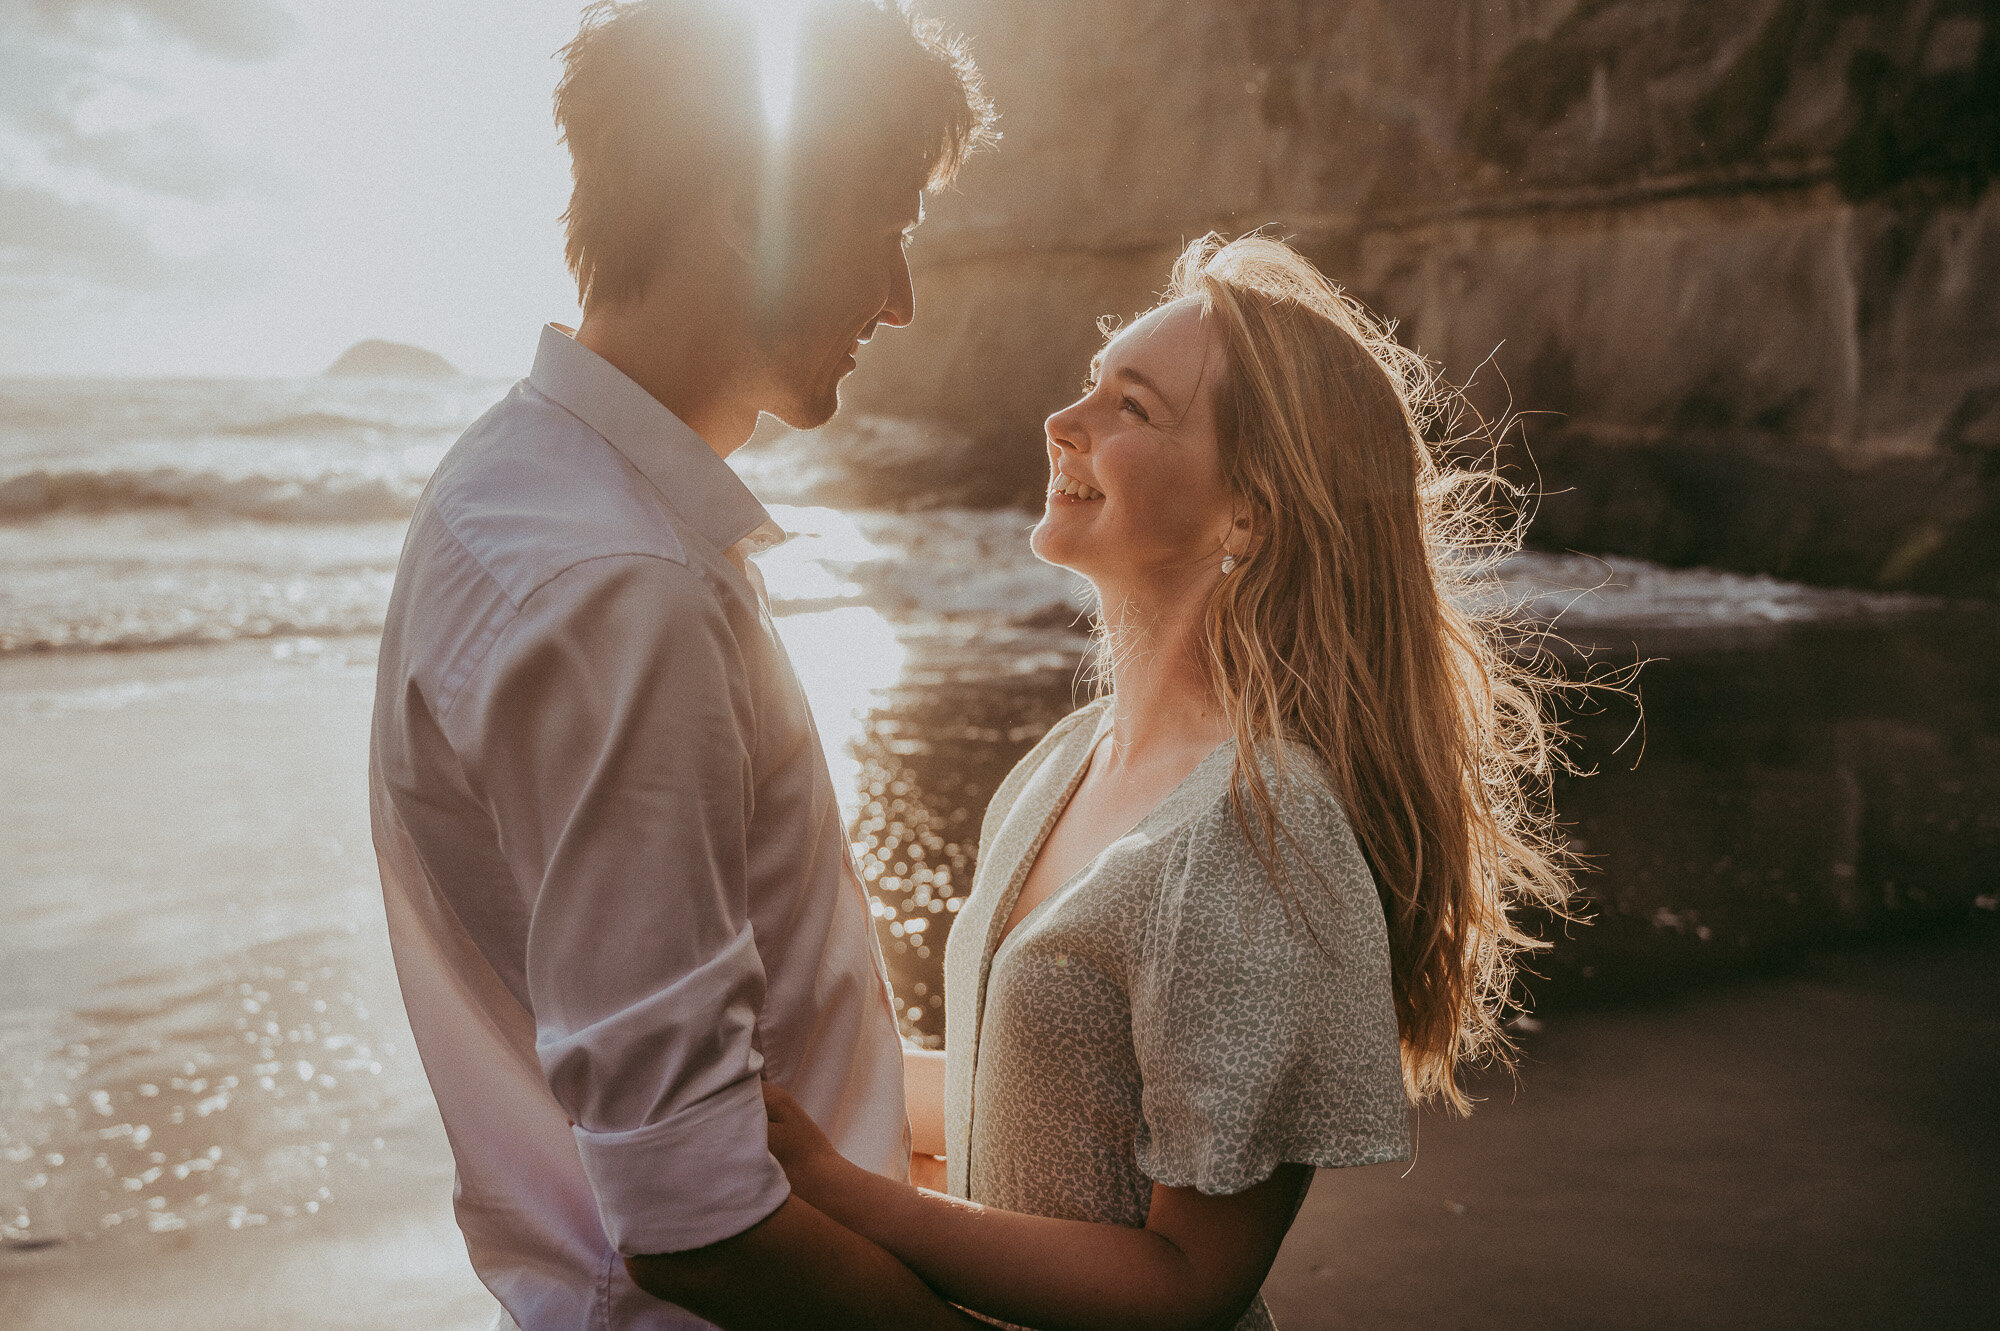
top-left (526, 323), bottom-right (772, 552)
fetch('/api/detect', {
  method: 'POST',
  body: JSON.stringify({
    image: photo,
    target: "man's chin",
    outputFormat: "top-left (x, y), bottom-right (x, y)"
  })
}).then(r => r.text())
top-left (769, 382), bottom-right (842, 432)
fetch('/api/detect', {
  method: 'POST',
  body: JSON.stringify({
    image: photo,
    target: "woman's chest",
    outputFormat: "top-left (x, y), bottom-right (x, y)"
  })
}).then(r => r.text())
top-left (1002, 758), bottom-right (1197, 936)
top-left (955, 827), bottom-right (1173, 1105)
top-left (966, 883), bottom-right (1150, 1172)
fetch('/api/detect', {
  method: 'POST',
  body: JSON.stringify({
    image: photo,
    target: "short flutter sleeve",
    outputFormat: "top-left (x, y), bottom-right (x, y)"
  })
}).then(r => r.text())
top-left (1130, 759), bottom-right (1412, 1195)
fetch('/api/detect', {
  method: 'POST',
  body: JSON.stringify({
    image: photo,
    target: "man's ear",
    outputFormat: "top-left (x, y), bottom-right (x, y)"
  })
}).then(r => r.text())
top-left (710, 178), bottom-right (757, 267)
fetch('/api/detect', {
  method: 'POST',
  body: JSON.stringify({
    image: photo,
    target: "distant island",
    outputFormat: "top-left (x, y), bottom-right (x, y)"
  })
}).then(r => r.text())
top-left (325, 339), bottom-right (458, 378)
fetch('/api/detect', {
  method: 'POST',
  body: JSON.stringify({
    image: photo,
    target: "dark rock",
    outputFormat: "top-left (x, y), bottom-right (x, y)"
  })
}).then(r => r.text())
top-left (842, 1), bottom-right (2000, 595)
top-left (324, 339), bottom-right (458, 378)
top-left (1516, 429), bottom-right (2000, 597)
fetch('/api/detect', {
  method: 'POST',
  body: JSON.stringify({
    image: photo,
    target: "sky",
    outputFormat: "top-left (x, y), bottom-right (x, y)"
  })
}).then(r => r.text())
top-left (0, 0), bottom-right (607, 377)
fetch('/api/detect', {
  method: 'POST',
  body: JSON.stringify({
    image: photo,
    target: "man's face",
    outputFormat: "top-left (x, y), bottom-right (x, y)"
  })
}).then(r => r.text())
top-left (752, 175), bottom-right (921, 430)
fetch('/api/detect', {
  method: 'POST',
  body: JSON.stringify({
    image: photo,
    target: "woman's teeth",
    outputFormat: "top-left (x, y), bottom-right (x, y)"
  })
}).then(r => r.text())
top-left (1051, 473), bottom-right (1103, 500)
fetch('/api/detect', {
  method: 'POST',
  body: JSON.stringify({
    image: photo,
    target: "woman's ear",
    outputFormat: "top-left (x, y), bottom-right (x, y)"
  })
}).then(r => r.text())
top-left (1225, 500), bottom-right (1268, 559)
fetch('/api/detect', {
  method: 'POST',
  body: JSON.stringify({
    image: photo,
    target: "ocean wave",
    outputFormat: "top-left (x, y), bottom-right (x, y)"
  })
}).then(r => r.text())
top-left (763, 506), bottom-right (1090, 628)
top-left (0, 466), bottom-right (425, 523)
top-left (0, 609), bottom-right (390, 655)
top-left (217, 410), bottom-right (403, 437)
top-left (0, 375), bottom-right (507, 449)
top-left (0, 567), bottom-right (395, 655)
top-left (1494, 552), bottom-right (1934, 630)
top-left (730, 417), bottom-right (1044, 511)
top-left (1, 501), bottom-right (1946, 659)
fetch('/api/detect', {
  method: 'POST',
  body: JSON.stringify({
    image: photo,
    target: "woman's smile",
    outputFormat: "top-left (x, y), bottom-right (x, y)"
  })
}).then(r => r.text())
top-left (1030, 299), bottom-right (1237, 584)
top-left (1048, 469), bottom-right (1104, 503)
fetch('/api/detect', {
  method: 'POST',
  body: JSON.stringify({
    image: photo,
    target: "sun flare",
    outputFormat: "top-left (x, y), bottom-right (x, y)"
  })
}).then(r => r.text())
top-left (743, 0), bottom-right (808, 130)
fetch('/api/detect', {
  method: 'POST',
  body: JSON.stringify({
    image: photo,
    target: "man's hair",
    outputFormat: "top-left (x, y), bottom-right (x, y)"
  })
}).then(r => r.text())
top-left (554, 0), bottom-right (995, 307)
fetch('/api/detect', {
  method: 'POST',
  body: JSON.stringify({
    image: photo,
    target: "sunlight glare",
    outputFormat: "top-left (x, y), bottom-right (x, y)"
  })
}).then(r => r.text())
top-left (775, 607), bottom-right (907, 824)
top-left (756, 506), bottom-right (905, 821)
top-left (746, 0), bottom-right (808, 130)
top-left (757, 504), bottom-right (883, 602)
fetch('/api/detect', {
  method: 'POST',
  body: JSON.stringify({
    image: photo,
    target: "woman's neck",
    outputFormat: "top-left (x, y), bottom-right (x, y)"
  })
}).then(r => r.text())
top-left (1093, 580), bottom-right (1231, 771)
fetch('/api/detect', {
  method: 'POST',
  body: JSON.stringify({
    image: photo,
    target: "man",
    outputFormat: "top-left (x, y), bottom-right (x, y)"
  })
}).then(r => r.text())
top-left (367, 3), bottom-right (995, 1326)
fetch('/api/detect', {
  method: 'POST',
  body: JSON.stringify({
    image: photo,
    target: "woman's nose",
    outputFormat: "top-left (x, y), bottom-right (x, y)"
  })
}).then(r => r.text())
top-left (1045, 399), bottom-right (1089, 452)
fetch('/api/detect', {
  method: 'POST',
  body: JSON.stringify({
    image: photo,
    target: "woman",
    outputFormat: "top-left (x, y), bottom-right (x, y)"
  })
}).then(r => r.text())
top-left (763, 233), bottom-right (1576, 1331)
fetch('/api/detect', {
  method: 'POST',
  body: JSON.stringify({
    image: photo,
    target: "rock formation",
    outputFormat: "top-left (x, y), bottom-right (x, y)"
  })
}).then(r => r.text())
top-left (325, 339), bottom-right (458, 378)
top-left (849, 0), bottom-right (1999, 593)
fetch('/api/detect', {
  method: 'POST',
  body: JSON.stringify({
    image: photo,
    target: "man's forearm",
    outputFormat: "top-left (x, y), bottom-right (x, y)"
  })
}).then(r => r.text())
top-left (624, 1194), bottom-right (980, 1330)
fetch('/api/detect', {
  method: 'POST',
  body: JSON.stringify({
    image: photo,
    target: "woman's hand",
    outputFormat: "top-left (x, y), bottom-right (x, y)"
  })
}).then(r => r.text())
top-left (761, 1078), bottom-right (860, 1205)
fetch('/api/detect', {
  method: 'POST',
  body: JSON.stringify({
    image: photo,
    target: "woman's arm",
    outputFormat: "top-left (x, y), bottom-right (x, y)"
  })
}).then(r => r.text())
top-left (626, 1193), bottom-right (986, 1330)
top-left (765, 1082), bottom-right (1310, 1331)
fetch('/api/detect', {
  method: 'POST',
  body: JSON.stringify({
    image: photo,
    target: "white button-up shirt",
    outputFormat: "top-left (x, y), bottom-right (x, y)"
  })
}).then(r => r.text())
top-left (369, 325), bottom-right (908, 1330)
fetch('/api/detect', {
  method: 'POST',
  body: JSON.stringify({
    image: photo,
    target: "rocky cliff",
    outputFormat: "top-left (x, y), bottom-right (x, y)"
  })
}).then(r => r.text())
top-left (848, 0), bottom-right (1999, 594)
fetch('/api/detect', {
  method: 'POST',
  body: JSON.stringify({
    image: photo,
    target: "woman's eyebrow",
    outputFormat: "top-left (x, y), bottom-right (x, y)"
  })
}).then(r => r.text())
top-left (1110, 364), bottom-right (1172, 405)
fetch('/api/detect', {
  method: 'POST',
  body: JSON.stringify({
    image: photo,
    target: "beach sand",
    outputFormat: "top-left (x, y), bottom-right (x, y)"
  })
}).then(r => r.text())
top-left (1, 638), bottom-right (496, 1330)
top-left (1267, 928), bottom-right (2000, 1330)
top-left (4, 639), bottom-right (1994, 1328)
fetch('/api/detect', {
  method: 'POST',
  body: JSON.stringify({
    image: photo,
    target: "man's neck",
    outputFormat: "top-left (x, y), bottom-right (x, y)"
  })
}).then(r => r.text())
top-left (574, 295), bottom-right (761, 460)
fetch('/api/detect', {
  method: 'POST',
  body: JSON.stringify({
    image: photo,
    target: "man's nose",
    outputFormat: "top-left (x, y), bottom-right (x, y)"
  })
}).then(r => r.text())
top-left (878, 252), bottom-right (915, 329)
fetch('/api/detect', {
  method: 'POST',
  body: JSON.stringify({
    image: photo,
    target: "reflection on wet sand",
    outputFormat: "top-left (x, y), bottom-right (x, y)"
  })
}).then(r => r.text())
top-left (848, 608), bottom-right (2000, 1042)
top-left (0, 640), bottom-right (479, 1325)
top-left (2, 946), bottom-right (389, 1243)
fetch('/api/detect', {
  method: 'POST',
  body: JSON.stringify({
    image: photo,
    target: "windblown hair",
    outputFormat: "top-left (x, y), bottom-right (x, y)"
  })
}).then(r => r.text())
top-left (1146, 234), bottom-right (1580, 1114)
top-left (554, 0), bottom-right (995, 306)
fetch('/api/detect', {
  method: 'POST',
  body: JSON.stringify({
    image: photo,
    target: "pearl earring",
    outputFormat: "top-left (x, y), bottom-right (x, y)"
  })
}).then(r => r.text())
top-left (1220, 555), bottom-right (1237, 574)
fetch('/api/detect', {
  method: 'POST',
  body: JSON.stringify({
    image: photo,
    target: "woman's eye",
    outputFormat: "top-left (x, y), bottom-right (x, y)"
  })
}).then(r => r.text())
top-left (1120, 396), bottom-right (1148, 421)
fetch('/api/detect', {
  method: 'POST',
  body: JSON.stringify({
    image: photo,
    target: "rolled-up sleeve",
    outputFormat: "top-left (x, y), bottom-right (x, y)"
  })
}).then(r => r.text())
top-left (461, 552), bottom-right (788, 1256)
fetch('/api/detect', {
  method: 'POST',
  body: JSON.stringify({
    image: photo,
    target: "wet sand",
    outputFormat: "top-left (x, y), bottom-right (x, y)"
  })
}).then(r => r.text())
top-left (0, 638), bottom-right (494, 1329)
top-left (1267, 926), bottom-right (2000, 1329)
top-left (5, 637), bottom-right (1996, 1328)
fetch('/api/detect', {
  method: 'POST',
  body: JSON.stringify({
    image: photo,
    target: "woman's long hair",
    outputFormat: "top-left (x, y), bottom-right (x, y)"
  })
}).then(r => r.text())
top-left (1138, 233), bottom-right (1580, 1114)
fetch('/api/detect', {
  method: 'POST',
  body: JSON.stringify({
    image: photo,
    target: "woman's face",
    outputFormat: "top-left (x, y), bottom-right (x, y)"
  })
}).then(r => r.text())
top-left (1032, 300), bottom-right (1242, 590)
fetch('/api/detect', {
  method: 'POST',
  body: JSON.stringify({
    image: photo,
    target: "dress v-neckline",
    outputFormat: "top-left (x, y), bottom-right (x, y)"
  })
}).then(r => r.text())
top-left (991, 712), bottom-right (1232, 957)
